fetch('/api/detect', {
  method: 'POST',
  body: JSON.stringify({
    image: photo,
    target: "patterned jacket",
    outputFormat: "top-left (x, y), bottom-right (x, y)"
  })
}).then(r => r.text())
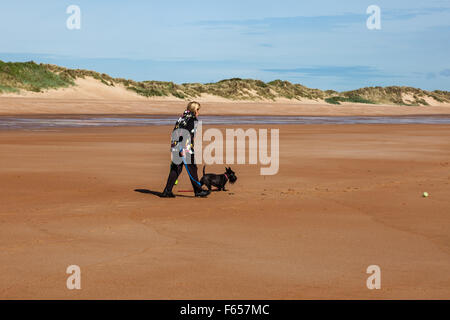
top-left (171, 110), bottom-right (198, 154)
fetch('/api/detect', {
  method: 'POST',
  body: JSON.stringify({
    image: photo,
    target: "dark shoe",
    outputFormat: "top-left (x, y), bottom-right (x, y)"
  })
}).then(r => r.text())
top-left (195, 190), bottom-right (210, 198)
top-left (160, 190), bottom-right (175, 198)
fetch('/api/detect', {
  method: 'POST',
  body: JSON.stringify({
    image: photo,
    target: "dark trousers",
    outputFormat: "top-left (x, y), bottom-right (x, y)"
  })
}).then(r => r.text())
top-left (164, 154), bottom-right (202, 193)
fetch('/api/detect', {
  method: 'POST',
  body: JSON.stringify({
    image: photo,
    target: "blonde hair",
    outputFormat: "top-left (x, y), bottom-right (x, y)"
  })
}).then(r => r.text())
top-left (187, 101), bottom-right (201, 113)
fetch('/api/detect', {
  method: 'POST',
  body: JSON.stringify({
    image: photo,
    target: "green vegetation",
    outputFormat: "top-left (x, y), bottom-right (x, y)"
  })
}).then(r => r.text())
top-left (0, 60), bottom-right (74, 93)
top-left (1, 60), bottom-right (449, 106)
top-left (340, 86), bottom-right (450, 106)
top-left (325, 97), bottom-right (342, 105)
top-left (0, 84), bottom-right (19, 93)
top-left (325, 95), bottom-right (376, 105)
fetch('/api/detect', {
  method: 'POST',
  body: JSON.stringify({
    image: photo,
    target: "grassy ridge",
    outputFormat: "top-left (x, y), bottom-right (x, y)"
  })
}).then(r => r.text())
top-left (0, 60), bottom-right (74, 93)
top-left (340, 86), bottom-right (450, 106)
top-left (1, 60), bottom-right (450, 105)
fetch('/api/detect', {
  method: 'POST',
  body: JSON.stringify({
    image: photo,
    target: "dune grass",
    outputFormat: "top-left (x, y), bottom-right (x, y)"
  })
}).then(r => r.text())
top-left (1, 60), bottom-right (449, 105)
top-left (0, 60), bottom-right (74, 93)
top-left (0, 84), bottom-right (20, 93)
top-left (325, 95), bottom-right (376, 105)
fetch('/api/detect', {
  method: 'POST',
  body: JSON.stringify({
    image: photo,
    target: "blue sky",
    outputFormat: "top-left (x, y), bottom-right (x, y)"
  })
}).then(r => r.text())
top-left (1, 0), bottom-right (449, 91)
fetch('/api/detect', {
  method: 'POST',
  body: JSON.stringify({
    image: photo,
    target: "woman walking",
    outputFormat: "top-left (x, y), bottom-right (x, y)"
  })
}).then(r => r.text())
top-left (161, 101), bottom-right (210, 198)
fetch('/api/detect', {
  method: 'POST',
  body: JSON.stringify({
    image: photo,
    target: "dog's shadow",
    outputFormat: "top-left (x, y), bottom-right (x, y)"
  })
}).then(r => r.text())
top-left (134, 189), bottom-right (194, 198)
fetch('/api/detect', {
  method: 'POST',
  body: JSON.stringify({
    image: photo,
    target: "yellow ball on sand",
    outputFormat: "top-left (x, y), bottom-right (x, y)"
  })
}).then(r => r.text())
top-left (423, 192), bottom-right (429, 198)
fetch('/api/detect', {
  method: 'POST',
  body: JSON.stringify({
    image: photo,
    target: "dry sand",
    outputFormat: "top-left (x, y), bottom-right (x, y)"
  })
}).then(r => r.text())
top-left (0, 124), bottom-right (449, 299)
top-left (1, 97), bottom-right (450, 116)
top-left (0, 77), bottom-right (149, 101)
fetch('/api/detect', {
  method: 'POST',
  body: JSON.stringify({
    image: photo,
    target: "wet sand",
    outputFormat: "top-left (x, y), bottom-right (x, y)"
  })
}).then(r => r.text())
top-left (0, 124), bottom-right (449, 299)
top-left (1, 114), bottom-right (450, 130)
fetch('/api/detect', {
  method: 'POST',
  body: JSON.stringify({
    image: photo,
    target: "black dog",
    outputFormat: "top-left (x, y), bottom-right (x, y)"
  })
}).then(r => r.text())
top-left (200, 166), bottom-right (237, 191)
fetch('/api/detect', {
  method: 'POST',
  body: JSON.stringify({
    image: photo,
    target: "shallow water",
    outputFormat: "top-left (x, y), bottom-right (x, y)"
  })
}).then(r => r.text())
top-left (1, 115), bottom-right (450, 130)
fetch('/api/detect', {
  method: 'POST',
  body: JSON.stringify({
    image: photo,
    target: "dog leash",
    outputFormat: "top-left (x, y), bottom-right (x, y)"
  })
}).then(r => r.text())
top-left (181, 154), bottom-right (202, 187)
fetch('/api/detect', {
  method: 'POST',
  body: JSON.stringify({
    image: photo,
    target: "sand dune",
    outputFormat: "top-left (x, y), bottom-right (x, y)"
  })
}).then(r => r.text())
top-left (1, 77), bottom-right (450, 116)
top-left (1, 77), bottom-right (148, 100)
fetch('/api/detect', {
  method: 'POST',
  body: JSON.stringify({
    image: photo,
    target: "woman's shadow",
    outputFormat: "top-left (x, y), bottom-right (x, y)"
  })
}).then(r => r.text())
top-left (134, 189), bottom-right (195, 198)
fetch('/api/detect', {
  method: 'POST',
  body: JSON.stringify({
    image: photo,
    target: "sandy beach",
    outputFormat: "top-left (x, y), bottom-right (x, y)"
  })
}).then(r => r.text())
top-left (1, 123), bottom-right (449, 299)
top-left (2, 0), bottom-right (450, 304)
top-left (1, 95), bottom-right (450, 116)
